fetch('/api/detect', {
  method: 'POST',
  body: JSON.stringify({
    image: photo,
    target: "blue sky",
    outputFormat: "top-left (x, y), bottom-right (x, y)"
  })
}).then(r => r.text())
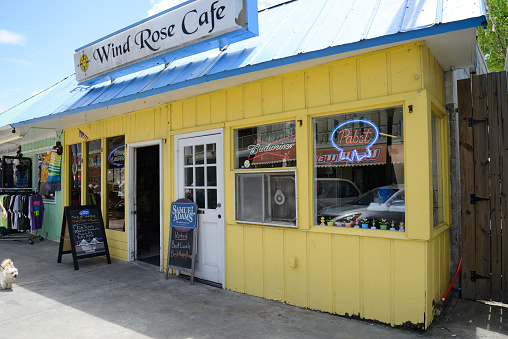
top-left (0, 0), bottom-right (273, 114)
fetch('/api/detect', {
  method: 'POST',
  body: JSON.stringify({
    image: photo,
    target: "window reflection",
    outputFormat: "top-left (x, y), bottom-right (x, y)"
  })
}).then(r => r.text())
top-left (70, 144), bottom-right (82, 206)
top-left (107, 136), bottom-right (125, 231)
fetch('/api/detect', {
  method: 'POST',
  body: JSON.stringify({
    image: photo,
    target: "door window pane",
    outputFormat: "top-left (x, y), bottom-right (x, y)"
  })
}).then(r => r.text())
top-left (207, 189), bottom-right (217, 209)
top-left (184, 168), bottom-right (193, 186)
top-left (184, 146), bottom-right (193, 165)
top-left (195, 145), bottom-right (205, 165)
top-left (207, 166), bottom-right (216, 186)
top-left (196, 167), bottom-right (205, 186)
top-left (207, 144), bottom-right (216, 164)
top-left (196, 189), bottom-right (205, 208)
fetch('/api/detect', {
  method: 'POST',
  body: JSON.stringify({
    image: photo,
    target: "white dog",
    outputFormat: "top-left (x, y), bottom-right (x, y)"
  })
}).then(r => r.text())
top-left (1, 259), bottom-right (18, 289)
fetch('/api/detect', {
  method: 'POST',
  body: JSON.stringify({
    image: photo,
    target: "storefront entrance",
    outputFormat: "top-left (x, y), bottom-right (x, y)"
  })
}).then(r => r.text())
top-left (175, 129), bottom-right (225, 287)
top-left (127, 140), bottom-right (164, 270)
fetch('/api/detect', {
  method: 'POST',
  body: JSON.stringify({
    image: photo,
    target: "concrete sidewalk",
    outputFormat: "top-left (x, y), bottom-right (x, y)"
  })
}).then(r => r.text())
top-left (0, 239), bottom-right (506, 338)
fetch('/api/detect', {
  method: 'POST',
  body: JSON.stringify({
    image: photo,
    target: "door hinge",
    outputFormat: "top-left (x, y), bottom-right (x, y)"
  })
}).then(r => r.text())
top-left (471, 271), bottom-right (490, 281)
top-left (470, 194), bottom-right (490, 204)
top-left (468, 117), bottom-right (487, 127)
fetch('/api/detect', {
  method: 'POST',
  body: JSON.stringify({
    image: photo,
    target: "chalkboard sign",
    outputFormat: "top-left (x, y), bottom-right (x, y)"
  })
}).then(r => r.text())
top-left (58, 205), bottom-right (111, 270)
top-left (166, 200), bottom-right (197, 284)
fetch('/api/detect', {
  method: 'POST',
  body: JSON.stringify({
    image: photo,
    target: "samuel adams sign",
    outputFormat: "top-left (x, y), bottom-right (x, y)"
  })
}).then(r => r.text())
top-left (166, 200), bottom-right (198, 284)
top-left (74, 0), bottom-right (259, 85)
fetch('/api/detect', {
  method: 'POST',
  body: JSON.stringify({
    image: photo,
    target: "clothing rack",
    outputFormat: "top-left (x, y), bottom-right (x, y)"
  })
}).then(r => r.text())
top-left (0, 188), bottom-right (45, 244)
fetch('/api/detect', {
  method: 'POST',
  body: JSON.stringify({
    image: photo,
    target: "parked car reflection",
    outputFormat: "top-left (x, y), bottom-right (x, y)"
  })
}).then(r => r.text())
top-left (315, 178), bottom-right (361, 211)
top-left (317, 184), bottom-right (405, 224)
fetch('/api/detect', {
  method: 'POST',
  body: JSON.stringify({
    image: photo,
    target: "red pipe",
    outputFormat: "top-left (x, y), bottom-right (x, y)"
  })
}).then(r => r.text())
top-left (441, 255), bottom-right (462, 302)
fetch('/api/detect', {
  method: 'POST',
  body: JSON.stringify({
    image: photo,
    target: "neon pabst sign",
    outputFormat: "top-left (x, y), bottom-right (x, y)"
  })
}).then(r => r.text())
top-left (329, 119), bottom-right (379, 163)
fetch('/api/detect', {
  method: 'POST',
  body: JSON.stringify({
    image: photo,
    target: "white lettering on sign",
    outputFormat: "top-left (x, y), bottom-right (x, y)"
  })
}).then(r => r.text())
top-left (172, 204), bottom-right (196, 222)
top-left (74, 0), bottom-right (255, 84)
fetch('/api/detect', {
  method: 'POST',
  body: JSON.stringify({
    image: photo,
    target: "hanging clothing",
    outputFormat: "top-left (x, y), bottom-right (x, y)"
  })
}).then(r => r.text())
top-left (29, 194), bottom-right (45, 230)
top-left (46, 148), bottom-right (62, 191)
top-left (40, 153), bottom-right (51, 196)
top-left (14, 168), bottom-right (29, 188)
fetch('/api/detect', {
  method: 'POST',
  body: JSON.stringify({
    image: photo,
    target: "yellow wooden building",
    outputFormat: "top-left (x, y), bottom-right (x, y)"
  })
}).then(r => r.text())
top-left (3, 0), bottom-right (486, 329)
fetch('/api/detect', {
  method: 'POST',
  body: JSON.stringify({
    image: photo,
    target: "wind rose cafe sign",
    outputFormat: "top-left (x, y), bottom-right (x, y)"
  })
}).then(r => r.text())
top-left (74, 0), bottom-right (259, 85)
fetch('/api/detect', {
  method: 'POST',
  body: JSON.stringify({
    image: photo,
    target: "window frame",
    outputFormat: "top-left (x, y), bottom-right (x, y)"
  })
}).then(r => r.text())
top-left (234, 169), bottom-right (298, 228)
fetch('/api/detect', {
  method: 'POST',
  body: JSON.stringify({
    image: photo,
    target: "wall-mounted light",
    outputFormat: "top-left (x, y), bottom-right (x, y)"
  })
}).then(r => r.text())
top-left (11, 127), bottom-right (15, 134)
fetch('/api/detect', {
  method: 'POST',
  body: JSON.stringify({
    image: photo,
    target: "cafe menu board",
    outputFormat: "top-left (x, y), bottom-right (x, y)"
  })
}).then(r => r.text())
top-left (58, 205), bottom-right (111, 270)
top-left (166, 201), bottom-right (197, 284)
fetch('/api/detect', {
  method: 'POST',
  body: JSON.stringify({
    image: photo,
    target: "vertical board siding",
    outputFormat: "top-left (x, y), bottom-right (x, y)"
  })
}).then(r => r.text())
top-left (226, 87), bottom-right (244, 121)
top-left (333, 235), bottom-right (361, 316)
top-left (306, 65), bottom-right (331, 108)
top-left (243, 83), bottom-right (262, 119)
top-left (284, 230), bottom-right (308, 307)
top-left (262, 78), bottom-right (283, 115)
top-left (359, 53), bottom-right (388, 100)
top-left (244, 226), bottom-right (264, 297)
top-left (331, 60), bottom-right (357, 104)
top-left (394, 240), bottom-right (425, 325)
top-left (308, 232), bottom-right (333, 312)
top-left (361, 237), bottom-right (391, 323)
top-left (284, 72), bottom-right (306, 111)
top-left (226, 224), bottom-right (245, 292)
top-left (263, 228), bottom-right (285, 301)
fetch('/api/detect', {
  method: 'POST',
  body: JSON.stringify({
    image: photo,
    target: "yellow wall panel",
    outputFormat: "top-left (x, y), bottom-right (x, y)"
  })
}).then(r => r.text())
top-left (284, 230), bottom-right (308, 307)
top-left (243, 83), bottom-right (262, 119)
top-left (331, 60), bottom-right (357, 104)
top-left (182, 99), bottom-right (197, 129)
top-left (333, 235), bottom-right (361, 316)
top-left (227, 87), bottom-right (244, 121)
top-left (262, 77), bottom-right (283, 115)
top-left (308, 232), bottom-right (333, 312)
top-left (263, 228), bottom-right (285, 301)
top-left (393, 240), bottom-right (425, 325)
top-left (210, 91), bottom-right (226, 124)
top-left (405, 95), bottom-right (432, 240)
top-left (390, 46), bottom-right (422, 94)
top-left (226, 224), bottom-right (245, 292)
top-left (306, 65), bottom-right (330, 108)
top-left (196, 95), bottom-right (211, 126)
top-left (361, 237), bottom-right (391, 323)
top-left (283, 72), bottom-right (305, 111)
top-left (359, 53), bottom-right (388, 100)
top-left (244, 227), bottom-right (264, 297)
top-left (170, 101), bottom-right (183, 131)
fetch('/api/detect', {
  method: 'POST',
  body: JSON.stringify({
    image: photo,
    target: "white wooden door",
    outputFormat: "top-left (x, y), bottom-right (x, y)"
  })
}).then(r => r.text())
top-left (175, 130), bottom-right (224, 286)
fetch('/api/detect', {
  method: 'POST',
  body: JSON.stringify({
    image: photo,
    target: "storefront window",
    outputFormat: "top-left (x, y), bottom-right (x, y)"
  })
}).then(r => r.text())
top-left (107, 136), bottom-right (125, 231)
top-left (70, 144), bottom-right (82, 206)
top-left (88, 140), bottom-right (101, 207)
top-left (314, 106), bottom-right (405, 231)
top-left (36, 152), bottom-right (55, 201)
top-left (1, 156), bottom-right (32, 189)
top-left (234, 121), bottom-right (297, 227)
top-left (234, 121), bottom-right (296, 169)
top-left (432, 113), bottom-right (444, 227)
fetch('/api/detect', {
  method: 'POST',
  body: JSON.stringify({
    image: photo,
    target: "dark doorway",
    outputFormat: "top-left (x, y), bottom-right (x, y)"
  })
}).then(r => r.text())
top-left (136, 145), bottom-right (160, 266)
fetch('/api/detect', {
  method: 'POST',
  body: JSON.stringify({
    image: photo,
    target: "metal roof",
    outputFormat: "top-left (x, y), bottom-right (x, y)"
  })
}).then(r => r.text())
top-left (3, 0), bottom-right (486, 131)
